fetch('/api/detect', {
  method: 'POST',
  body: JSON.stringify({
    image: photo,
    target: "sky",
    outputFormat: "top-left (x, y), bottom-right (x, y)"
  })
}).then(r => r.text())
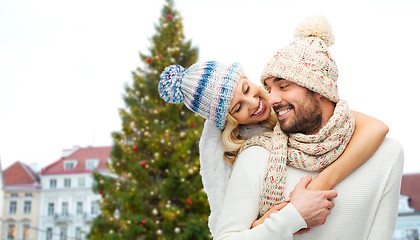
top-left (1, 0), bottom-right (419, 174)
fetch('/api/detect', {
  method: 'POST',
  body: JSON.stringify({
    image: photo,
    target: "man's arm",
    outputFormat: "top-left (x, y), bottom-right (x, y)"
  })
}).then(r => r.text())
top-left (214, 146), bottom-right (337, 239)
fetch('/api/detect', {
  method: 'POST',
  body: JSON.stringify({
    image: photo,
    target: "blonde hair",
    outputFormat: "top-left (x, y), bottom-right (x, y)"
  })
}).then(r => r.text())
top-left (221, 87), bottom-right (277, 164)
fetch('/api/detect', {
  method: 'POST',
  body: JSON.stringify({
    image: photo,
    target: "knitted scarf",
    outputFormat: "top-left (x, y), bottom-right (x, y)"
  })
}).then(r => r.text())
top-left (238, 99), bottom-right (355, 216)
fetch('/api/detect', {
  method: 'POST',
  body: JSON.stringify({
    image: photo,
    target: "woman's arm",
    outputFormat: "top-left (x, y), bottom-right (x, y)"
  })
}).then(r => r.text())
top-left (199, 120), bottom-right (233, 235)
top-left (307, 111), bottom-right (389, 190)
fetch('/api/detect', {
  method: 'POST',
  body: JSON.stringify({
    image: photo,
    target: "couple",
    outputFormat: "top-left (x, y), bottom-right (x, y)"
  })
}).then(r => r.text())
top-left (158, 16), bottom-right (403, 239)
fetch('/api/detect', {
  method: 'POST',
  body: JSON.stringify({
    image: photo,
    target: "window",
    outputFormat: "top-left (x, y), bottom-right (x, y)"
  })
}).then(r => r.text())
top-left (24, 193), bottom-right (33, 197)
top-left (10, 193), bottom-right (18, 197)
top-left (46, 228), bottom-right (53, 240)
top-left (59, 227), bottom-right (67, 240)
top-left (47, 203), bottom-right (54, 216)
top-left (86, 159), bottom-right (99, 170)
top-left (22, 223), bottom-right (30, 240)
top-left (76, 202), bottom-right (83, 215)
top-left (78, 177), bottom-right (85, 187)
top-left (23, 201), bottom-right (32, 214)
top-left (7, 224), bottom-right (15, 240)
top-left (50, 179), bottom-right (57, 189)
top-left (62, 202), bottom-right (69, 216)
top-left (75, 227), bottom-right (82, 240)
top-left (9, 201), bottom-right (17, 214)
top-left (91, 201), bottom-right (99, 215)
top-left (64, 160), bottom-right (77, 170)
top-left (64, 178), bottom-right (71, 188)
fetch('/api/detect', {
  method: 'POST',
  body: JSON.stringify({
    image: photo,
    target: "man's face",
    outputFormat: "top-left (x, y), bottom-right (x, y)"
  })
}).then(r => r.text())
top-left (265, 77), bottom-right (322, 135)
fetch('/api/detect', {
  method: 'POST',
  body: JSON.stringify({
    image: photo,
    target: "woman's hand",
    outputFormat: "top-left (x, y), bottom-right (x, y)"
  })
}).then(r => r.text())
top-left (251, 202), bottom-right (288, 228)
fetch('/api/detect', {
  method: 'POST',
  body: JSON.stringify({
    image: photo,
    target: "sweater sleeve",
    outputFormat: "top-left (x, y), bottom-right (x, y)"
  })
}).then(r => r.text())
top-left (199, 120), bottom-right (232, 235)
top-left (367, 140), bottom-right (404, 239)
top-left (214, 146), bottom-right (306, 240)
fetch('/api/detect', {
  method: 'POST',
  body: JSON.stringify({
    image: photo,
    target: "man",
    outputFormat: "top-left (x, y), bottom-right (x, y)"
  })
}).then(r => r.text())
top-left (214, 15), bottom-right (403, 239)
top-left (264, 77), bottom-right (403, 239)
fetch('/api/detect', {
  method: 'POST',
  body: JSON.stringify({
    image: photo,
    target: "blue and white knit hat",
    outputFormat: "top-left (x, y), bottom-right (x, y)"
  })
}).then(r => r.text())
top-left (158, 61), bottom-right (243, 129)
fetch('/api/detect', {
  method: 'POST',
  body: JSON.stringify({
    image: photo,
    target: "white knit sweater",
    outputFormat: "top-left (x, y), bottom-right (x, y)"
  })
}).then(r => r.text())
top-left (214, 138), bottom-right (404, 240)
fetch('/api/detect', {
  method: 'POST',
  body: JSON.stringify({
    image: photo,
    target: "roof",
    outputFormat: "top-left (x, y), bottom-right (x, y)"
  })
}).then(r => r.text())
top-left (401, 173), bottom-right (420, 210)
top-left (3, 161), bottom-right (40, 187)
top-left (41, 146), bottom-right (112, 175)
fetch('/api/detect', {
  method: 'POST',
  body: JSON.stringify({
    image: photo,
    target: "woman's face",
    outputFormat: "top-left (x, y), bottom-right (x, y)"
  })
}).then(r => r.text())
top-left (228, 76), bottom-right (271, 125)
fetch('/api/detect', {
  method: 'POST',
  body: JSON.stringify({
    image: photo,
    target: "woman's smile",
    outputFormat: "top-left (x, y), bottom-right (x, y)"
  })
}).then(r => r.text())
top-left (251, 98), bottom-right (266, 117)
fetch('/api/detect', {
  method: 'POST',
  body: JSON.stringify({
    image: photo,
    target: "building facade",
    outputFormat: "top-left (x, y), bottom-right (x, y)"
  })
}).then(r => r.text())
top-left (393, 173), bottom-right (420, 240)
top-left (1, 161), bottom-right (41, 240)
top-left (37, 146), bottom-right (111, 240)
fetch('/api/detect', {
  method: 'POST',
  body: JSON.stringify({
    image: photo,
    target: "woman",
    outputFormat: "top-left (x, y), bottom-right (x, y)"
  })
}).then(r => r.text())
top-left (158, 59), bottom-right (388, 235)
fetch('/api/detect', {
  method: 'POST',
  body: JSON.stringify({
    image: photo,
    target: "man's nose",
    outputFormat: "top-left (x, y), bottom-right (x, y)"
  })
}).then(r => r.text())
top-left (269, 89), bottom-right (283, 107)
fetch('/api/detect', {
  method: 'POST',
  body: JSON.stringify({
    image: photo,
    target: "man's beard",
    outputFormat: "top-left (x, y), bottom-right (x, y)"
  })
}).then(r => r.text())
top-left (275, 91), bottom-right (323, 135)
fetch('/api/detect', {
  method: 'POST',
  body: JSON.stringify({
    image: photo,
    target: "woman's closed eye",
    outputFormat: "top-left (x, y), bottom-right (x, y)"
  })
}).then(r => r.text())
top-left (235, 103), bottom-right (241, 113)
top-left (244, 84), bottom-right (249, 94)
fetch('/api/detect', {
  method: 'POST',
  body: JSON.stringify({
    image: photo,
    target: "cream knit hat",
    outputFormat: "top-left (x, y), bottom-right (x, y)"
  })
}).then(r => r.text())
top-left (261, 15), bottom-right (339, 102)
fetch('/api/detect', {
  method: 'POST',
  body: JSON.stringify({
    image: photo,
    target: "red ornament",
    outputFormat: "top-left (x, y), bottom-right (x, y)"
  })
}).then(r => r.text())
top-left (133, 146), bottom-right (139, 151)
top-left (191, 123), bottom-right (197, 128)
top-left (158, 54), bottom-right (163, 59)
top-left (146, 58), bottom-right (152, 63)
top-left (186, 198), bottom-right (192, 205)
top-left (141, 161), bottom-right (147, 167)
top-left (99, 190), bottom-right (103, 195)
top-left (141, 220), bottom-right (146, 226)
top-left (166, 14), bottom-right (172, 20)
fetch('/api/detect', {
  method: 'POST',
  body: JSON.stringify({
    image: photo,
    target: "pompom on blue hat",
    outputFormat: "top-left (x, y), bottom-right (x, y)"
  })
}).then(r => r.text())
top-left (158, 65), bottom-right (186, 104)
top-left (159, 61), bottom-right (243, 129)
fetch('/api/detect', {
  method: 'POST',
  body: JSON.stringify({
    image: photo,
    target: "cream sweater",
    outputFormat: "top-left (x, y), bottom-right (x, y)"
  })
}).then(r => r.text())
top-left (214, 138), bottom-right (404, 240)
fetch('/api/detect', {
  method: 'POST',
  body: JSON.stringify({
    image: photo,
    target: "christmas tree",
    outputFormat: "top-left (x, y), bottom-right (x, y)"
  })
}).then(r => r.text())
top-left (88, 0), bottom-right (210, 239)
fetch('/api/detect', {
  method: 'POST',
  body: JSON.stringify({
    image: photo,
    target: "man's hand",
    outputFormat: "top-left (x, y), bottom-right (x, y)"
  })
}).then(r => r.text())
top-left (289, 175), bottom-right (338, 228)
